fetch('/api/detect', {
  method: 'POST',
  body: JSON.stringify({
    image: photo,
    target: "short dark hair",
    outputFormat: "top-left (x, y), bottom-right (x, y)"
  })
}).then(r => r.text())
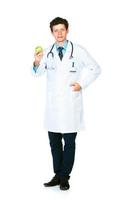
top-left (50, 17), bottom-right (69, 32)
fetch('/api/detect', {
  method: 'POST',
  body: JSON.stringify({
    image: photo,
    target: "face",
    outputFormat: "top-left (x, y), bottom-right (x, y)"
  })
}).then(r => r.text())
top-left (51, 24), bottom-right (69, 44)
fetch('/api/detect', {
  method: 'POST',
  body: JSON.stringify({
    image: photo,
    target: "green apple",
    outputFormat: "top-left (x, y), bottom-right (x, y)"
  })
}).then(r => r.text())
top-left (35, 46), bottom-right (43, 54)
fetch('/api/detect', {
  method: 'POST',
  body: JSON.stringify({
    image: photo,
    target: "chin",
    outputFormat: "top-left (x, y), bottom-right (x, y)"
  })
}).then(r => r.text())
top-left (57, 38), bottom-right (65, 43)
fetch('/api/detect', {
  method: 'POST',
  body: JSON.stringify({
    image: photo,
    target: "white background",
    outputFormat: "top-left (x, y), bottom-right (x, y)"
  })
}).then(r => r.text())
top-left (0, 0), bottom-right (121, 199)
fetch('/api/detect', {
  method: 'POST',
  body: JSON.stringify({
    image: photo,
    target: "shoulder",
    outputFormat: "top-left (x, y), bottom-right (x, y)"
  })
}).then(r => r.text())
top-left (44, 44), bottom-right (54, 53)
top-left (70, 42), bottom-right (89, 56)
top-left (72, 42), bottom-right (87, 51)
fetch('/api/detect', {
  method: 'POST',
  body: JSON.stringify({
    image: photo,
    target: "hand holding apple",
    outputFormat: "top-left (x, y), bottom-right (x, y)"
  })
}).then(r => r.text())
top-left (34, 46), bottom-right (43, 66)
top-left (35, 46), bottom-right (43, 54)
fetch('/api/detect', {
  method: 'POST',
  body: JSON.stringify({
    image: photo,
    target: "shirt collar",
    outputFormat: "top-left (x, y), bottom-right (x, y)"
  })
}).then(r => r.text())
top-left (55, 40), bottom-right (68, 50)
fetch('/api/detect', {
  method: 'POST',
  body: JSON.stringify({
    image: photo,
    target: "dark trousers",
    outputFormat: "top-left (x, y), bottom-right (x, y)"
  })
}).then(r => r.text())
top-left (48, 131), bottom-right (77, 178)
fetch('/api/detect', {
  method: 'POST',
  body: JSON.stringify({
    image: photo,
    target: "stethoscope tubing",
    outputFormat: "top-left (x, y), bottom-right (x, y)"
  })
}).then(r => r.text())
top-left (47, 41), bottom-right (74, 59)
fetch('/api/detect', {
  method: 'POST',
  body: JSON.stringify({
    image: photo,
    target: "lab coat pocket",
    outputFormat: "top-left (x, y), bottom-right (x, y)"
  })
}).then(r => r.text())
top-left (72, 90), bottom-right (81, 98)
top-left (47, 64), bottom-right (55, 70)
top-left (47, 62), bottom-right (56, 81)
top-left (46, 59), bottom-right (56, 70)
top-left (69, 62), bottom-right (77, 72)
top-left (68, 61), bottom-right (79, 81)
top-left (72, 91), bottom-right (82, 111)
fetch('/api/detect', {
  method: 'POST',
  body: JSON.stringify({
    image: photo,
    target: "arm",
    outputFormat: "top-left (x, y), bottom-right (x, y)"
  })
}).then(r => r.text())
top-left (77, 47), bottom-right (101, 89)
top-left (32, 51), bottom-right (47, 77)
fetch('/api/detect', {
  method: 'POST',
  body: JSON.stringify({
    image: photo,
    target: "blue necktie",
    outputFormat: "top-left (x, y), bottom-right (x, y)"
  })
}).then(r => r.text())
top-left (58, 47), bottom-right (64, 60)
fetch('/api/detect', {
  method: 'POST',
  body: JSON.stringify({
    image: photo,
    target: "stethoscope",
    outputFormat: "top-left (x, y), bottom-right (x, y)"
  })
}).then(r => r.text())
top-left (47, 41), bottom-right (74, 59)
top-left (46, 41), bottom-right (76, 72)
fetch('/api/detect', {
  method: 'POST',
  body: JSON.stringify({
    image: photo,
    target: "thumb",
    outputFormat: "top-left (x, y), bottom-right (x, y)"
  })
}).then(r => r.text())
top-left (70, 82), bottom-right (76, 86)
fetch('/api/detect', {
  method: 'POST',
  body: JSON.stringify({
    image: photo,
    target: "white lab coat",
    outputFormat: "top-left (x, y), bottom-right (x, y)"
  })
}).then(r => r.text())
top-left (32, 41), bottom-right (101, 133)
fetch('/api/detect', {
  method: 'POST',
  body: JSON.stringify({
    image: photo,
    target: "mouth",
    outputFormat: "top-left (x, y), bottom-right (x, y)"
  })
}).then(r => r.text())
top-left (57, 37), bottom-right (63, 39)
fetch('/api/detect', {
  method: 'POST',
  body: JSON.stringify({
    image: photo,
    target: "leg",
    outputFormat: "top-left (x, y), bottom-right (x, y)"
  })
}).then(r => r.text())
top-left (60, 132), bottom-right (77, 178)
top-left (48, 131), bottom-right (63, 176)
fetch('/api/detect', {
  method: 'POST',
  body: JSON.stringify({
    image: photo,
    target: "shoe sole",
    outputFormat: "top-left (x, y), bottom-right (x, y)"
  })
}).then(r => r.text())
top-left (60, 186), bottom-right (70, 190)
top-left (44, 183), bottom-right (60, 187)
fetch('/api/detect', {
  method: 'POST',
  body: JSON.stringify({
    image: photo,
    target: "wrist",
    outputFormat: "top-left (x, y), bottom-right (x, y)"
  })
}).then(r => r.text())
top-left (33, 61), bottom-right (40, 67)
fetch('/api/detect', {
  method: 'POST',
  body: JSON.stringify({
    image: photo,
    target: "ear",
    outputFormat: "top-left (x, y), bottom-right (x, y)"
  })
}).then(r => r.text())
top-left (51, 31), bottom-right (54, 37)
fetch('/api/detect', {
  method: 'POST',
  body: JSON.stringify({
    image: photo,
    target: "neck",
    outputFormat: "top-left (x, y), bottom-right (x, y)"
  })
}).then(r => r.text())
top-left (56, 39), bottom-right (67, 46)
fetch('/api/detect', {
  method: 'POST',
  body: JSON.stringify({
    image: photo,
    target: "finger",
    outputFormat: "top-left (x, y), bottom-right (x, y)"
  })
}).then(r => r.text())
top-left (34, 52), bottom-right (43, 56)
top-left (72, 87), bottom-right (77, 91)
top-left (70, 83), bottom-right (76, 86)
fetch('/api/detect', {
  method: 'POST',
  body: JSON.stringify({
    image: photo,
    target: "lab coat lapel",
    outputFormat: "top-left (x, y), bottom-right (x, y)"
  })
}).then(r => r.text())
top-left (62, 41), bottom-right (73, 68)
top-left (52, 45), bottom-right (61, 65)
top-left (52, 41), bottom-right (72, 67)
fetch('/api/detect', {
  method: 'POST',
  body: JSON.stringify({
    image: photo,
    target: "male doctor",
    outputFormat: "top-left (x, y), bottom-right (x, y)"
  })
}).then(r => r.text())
top-left (33, 17), bottom-right (101, 190)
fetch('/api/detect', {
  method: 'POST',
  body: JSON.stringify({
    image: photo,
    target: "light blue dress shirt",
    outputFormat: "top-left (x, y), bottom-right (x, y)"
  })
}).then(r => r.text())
top-left (55, 40), bottom-right (68, 56)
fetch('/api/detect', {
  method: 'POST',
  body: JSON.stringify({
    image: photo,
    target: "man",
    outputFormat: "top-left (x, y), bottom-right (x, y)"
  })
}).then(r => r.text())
top-left (32, 17), bottom-right (101, 190)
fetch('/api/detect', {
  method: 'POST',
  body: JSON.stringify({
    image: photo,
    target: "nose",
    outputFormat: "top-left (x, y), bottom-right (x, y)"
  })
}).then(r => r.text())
top-left (58, 30), bottom-right (62, 34)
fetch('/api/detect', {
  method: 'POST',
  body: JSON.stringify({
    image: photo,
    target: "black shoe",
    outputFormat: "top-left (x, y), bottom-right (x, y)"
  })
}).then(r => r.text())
top-left (44, 175), bottom-right (60, 187)
top-left (60, 177), bottom-right (70, 190)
